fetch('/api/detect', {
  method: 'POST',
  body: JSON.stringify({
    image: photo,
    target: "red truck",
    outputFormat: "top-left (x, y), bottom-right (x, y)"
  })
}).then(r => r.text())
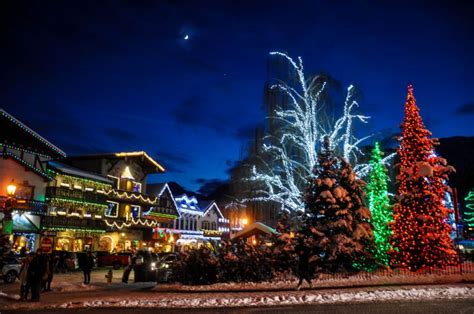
top-left (95, 251), bottom-right (131, 269)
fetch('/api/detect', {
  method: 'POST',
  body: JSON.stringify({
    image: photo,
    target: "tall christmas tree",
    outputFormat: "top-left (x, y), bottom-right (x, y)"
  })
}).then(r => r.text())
top-left (390, 85), bottom-right (458, 271)
top-left (366, 142), bottom-right (392, 266)
top-left (304, 137), bottom-right (376, 273)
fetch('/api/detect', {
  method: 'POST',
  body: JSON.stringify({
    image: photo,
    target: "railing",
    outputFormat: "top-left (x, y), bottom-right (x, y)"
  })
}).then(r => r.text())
top-left (42, 215), bottom-right (106, 231)
top-left (46, 186), bottom-right (108, 204)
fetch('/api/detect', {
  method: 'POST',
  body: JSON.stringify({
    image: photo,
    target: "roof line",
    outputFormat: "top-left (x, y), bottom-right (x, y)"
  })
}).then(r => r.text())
top-left (0, 109), bottom-right (66, 158)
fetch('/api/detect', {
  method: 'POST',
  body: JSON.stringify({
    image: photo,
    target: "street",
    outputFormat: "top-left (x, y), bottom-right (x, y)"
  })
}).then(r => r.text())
top-left (3, 299), bottom-right (474, 314)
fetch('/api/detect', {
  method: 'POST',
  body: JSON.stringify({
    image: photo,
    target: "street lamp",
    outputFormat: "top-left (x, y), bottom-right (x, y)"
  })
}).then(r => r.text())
top-left (2, 180), bottom-right (16, 234)
top-left (7, 180), bottom-right (17, 197)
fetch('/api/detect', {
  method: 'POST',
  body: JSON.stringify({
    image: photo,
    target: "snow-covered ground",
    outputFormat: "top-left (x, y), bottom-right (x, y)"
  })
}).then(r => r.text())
top-left (1, 285), bottom-right (473, 310)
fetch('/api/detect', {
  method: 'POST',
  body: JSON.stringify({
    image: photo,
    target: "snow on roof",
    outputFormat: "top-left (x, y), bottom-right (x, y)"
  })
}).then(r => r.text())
top-left (47, 161), bottom-right (112, 184)
top-left (232, 222), bottom-right (277, 240)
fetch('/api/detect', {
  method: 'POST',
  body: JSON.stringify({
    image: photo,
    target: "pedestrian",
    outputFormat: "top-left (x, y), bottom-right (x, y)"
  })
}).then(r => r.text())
top-left (18, 253), bottom-right (33, 301)
top-left (28, 249), bottom-right (47, 301)
top-left (122, 254), bottom-right (136, 284)
top-left (295, 238), bottom-right (314, 290)
top-left (82, 251), bottom-right (94, 284)
top-left (41, 254), bottom-right (54, 291)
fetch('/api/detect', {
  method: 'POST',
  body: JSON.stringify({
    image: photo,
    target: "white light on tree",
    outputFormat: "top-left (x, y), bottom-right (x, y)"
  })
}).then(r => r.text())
top-left (244, 51), bottom-right (394, 212)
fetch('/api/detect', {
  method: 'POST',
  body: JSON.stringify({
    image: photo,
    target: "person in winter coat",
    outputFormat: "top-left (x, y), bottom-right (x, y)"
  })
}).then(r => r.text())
top-left (27, 249), bottom-right (47, 301)
top-left (41, 254), bottom-right (54, 291)
top-left (18, 253), bottom-right (33, 301)
top-left (82, 251), bottom-right (94, 284)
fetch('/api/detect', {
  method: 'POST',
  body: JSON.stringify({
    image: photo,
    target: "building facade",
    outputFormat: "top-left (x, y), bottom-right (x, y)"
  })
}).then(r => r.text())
top-left (65, 152), bottom-right (179, 253)
top-left (0, 109), bottom-right (66, 252)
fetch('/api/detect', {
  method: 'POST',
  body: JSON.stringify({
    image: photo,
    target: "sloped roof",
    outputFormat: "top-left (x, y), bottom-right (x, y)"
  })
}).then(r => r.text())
top-left (47, 161), bottom-right (112, 184)
top-left (66, 151), bottom-right (164, 174)
top-left (232, 222), bottom-right (277, 240)
top-left (0, 109), bottom-right (66, 158)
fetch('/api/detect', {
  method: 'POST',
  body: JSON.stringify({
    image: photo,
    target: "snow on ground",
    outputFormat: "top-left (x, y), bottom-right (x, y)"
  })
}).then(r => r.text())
top-left (3, 286), bottom-right (473, 310)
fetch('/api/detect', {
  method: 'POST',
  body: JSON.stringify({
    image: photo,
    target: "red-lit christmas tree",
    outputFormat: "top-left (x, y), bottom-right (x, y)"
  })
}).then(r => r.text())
top-left (389, 85), bottom-right (458, 271)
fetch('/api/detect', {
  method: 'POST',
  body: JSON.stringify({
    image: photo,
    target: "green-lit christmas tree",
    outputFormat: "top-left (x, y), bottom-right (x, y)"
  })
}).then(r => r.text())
top-left (366, 142), bottom-right (392, 266)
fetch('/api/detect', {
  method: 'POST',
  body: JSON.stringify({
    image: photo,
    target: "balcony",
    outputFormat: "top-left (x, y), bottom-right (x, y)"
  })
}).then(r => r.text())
top-left (46, 186), bottom-right (108, 205)
top-left (42, 215), bottom-right (106, 232)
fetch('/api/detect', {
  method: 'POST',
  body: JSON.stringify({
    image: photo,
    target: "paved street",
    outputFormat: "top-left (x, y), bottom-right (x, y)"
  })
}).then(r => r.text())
top-left (3, 299), bottom-right (474, 314)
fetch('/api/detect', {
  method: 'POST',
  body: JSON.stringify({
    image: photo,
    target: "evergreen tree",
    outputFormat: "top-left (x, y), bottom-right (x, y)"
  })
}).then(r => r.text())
top-left (366, 142), bottom-right (392, 266)
top-left (390, 85), bottom-right (457, 271)
top-left (304, 137), bottom-right (376, 273)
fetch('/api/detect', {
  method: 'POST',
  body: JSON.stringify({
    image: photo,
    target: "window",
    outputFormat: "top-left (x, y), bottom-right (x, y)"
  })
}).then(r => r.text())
top-left (131, 205), bottom-right (141, 219)
top-left (106, 201), bottom-right (119, 218)
top-left (211, 222), bottom-right (217, 230)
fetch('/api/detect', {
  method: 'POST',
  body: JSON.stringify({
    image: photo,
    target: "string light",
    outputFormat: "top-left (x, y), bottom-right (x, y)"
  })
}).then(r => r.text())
top-left (464, 188), bottom-right (474, 227)
top-left (2, 151), bottom-right (53, 180)
top-left (245, 52), bottom-right (395, 212)
top-left (366, 142), bottom-right (392, 266)
top-left (115, 151), bottom-right (165, 172)
top-left (1, 109), bottom-right (66, 157)
top-left (389, 85), bottom-right (458, 271)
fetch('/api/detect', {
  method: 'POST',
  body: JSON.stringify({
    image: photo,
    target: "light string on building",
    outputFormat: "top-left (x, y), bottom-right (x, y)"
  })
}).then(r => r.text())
top-left (1, 109), bottom-right (66, 157)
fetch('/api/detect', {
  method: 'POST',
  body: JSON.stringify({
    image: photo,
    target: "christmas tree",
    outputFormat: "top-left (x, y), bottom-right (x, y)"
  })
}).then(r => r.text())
top-left (390, 85), bottom-right (458, 271)
top-left (366, 142), bottom-right (392, 266)
top-left (304, 137), bottom-right (376, 273)
top-left (464, 188), bottom-right (474, 229)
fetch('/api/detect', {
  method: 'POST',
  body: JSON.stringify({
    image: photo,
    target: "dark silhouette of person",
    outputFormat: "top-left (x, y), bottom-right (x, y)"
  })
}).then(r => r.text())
top-left (82, 251), bottom-right (94, 284)
top-left (41, 254), bottom-right (54, 291)
top-left (28, 249), bottom-right (47, 301)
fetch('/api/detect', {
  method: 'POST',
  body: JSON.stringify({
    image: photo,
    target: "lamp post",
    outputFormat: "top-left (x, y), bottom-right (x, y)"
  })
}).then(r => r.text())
top-left (2, 180), bottom-right (17, 234)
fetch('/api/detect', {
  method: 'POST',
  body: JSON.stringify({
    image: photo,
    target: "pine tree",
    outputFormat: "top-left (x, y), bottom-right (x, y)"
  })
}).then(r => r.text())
top-left (366, 142), bottom-right (392, 266)
top-left (390, 85), bottom-right (458, 271)
top-left (304, 137), bottom-right (376, 273)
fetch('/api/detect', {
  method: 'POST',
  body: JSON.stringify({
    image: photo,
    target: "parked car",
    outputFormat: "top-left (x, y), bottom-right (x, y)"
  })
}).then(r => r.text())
top-left (133, 250), bottom-right (159, 282)
top-left (95, 251), bottom-right (131, 269)
top-left (156, 253), bottom-right (177, 283)
top-left (458, 240), bottom-right (474, 260)
top-left (0, 256), bottom-right (22, 284)
top-left (52, 251), bottom-right (79, 272)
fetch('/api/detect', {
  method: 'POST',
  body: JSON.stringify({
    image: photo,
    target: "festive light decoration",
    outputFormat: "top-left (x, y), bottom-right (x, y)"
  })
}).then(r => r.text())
top-left (105, 189), bottom-right (159, 204)
top-left (366, 142), bottom-right (392, 266)
top-left (245, 52), bottom-right (394, 211)
top-left (42, 226), bottom-right (106, 233)
top-left (389, 85), bottom-right (457, 271)
top-left (47, 170), bottom-right (112, 191)
top-left (115, 151), bottom-right (165, 171)
top-left (464, 188), bottom-right (474, 227)
top-left (2, 151), bottom-right (53, 180)
top-left (0, 109), bottom-right (66, 157)
top-left (47, 197), bottom-right (108, 208)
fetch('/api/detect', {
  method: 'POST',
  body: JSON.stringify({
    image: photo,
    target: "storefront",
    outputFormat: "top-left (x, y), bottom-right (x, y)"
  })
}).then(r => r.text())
top-left (8, 211), bottom-right (42, 253)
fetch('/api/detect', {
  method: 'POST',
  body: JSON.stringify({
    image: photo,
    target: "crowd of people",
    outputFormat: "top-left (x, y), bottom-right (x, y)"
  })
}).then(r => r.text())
top-left (17, 249), bottom-right (54, 301)
top-left (15, 249), bottom-right (95, 302)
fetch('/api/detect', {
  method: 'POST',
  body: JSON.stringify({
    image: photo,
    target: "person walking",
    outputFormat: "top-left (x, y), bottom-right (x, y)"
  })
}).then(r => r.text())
top-left (82, 251), bottom-right (94, 284)
top-left (28, 249), bottom-right (47, 301)
top-left (18, 253), bottom-right (33, 301)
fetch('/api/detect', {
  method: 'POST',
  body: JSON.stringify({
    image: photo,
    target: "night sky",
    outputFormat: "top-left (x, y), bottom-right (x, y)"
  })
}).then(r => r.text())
top-left (1, 1), bottom-right (473, 193)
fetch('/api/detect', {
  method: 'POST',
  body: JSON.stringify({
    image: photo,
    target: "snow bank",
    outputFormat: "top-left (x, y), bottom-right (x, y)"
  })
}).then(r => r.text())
top-left (3, 286), bottom-right (473, 310)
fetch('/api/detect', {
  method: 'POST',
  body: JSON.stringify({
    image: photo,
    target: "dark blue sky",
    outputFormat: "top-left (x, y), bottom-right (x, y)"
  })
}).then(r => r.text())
top-left (1, 1), bottom-right (473, 192)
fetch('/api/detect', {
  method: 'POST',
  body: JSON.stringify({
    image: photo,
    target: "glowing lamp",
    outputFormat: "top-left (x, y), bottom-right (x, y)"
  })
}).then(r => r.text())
top-left (242, 218), bottom-right (248, 226)
top-left (6, 180), bottom-right (16, 197)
